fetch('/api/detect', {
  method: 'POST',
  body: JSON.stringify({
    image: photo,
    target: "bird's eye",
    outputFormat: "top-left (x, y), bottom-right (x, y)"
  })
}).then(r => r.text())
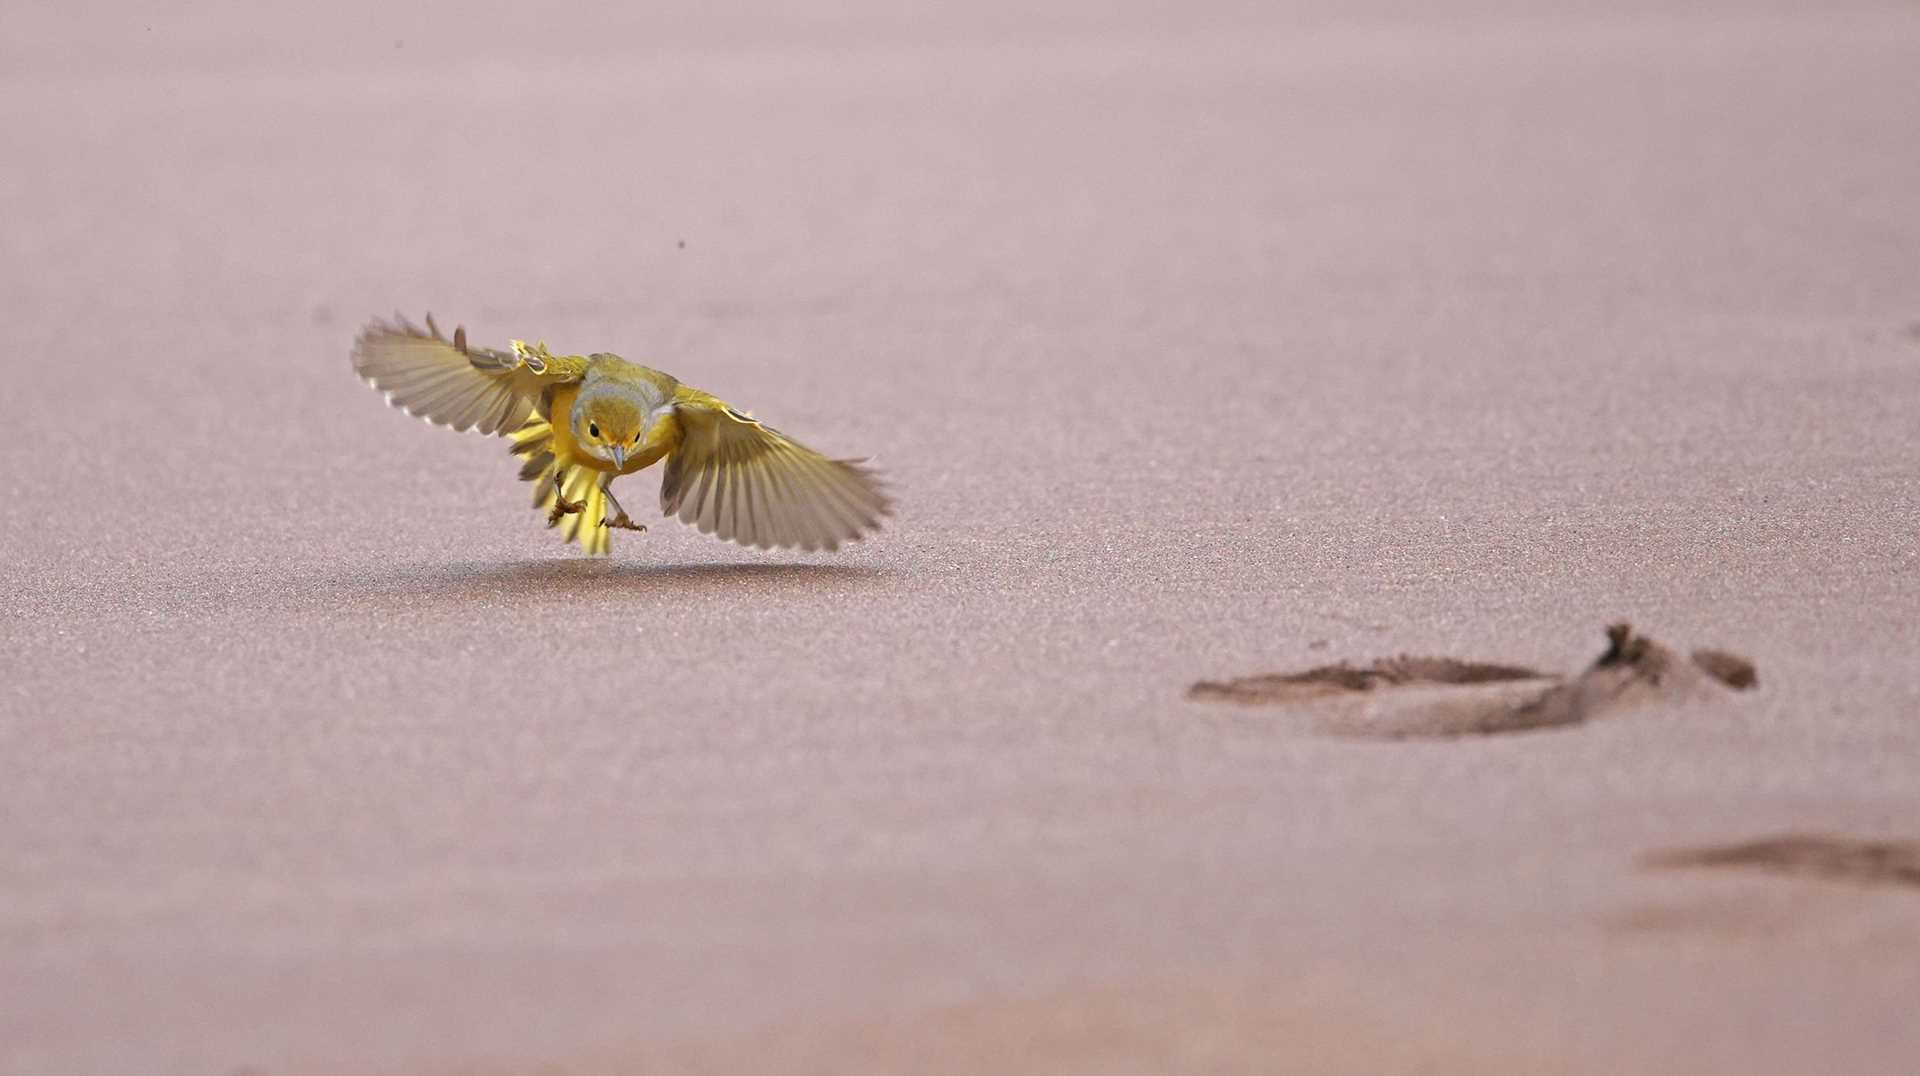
top-left (588, 422), bottom-right (600, 439)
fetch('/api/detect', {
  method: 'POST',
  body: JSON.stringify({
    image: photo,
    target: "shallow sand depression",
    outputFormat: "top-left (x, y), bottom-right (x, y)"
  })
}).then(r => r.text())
top-left (5, 3), bottom-right (1920, 1075)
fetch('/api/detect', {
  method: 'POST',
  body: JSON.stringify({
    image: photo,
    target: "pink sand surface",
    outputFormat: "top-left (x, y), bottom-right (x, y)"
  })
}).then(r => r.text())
top-left (4, 3), bottom-right (1919, 1073)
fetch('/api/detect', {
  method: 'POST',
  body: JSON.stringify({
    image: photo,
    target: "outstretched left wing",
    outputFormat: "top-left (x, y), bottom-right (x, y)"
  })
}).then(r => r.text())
top-left (351, 314), bottom-right (583, 435)
top-left (660, 391), bottom-right (891, 552)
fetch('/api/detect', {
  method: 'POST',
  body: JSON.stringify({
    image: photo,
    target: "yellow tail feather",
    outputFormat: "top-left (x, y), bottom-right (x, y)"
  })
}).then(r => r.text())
top-left (509, 415), bottom-right (613, 555)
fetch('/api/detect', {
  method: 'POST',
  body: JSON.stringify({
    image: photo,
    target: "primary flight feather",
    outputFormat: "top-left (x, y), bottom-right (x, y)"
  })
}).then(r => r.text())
top-left (352, 315), bottom-right (891, 555)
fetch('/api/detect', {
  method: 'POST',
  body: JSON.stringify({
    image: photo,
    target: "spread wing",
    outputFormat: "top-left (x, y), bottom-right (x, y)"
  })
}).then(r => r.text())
top-left (351, 314), bottom-right (585, 435)
top-left (660, 391), bottom-right (891, 552)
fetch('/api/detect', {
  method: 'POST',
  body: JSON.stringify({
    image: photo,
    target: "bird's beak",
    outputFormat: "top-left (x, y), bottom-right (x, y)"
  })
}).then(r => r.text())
top-left (610, 445), bottom-right (628, 470)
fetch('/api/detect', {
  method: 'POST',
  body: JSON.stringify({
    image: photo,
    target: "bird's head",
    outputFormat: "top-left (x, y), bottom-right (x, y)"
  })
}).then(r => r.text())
top-left (574, 393), bottom-right (646, 470)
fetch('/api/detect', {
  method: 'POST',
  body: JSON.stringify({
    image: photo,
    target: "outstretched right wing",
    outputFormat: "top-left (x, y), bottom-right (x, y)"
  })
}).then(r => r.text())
top-left (351, 314), bottom-right (584, 435)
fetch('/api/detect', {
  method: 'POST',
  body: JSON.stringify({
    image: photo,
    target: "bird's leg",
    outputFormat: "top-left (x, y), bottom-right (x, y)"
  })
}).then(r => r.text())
top-left (599, 480), bottom-right (648, 532)
top-left (546, 471), bottom-right (587, 526)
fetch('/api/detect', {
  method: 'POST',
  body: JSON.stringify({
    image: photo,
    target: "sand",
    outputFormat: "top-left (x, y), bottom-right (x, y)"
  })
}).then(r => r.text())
top-left (4, 2), bottom-right (1920, 1073)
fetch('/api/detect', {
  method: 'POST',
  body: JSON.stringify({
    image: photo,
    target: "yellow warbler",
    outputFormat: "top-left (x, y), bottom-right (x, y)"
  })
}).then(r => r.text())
top-left (352, 315), bottom-right (890, 555)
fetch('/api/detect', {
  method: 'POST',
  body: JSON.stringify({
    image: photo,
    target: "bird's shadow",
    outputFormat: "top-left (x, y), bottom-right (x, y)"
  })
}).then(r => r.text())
top-left (298, 557), bottom-right (887, 613)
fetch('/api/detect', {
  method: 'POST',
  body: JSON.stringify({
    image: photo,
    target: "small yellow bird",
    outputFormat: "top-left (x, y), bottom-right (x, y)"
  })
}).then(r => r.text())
top-left (351, 314), bottom-right (891, 555)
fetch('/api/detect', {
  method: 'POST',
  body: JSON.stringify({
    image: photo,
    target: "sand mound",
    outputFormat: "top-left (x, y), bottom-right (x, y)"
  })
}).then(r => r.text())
top-left (1189, 623), bottom-right (1756, 738)
top-left (1643, 835), bottom-right (1920, 889)
top-left (1186, 657), bottom-right (1547, 705)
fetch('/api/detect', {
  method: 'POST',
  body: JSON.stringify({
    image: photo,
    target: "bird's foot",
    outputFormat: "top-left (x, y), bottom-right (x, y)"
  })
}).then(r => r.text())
top-left (547, 488), bottom-right (587, 526)
top-left (598, 486), bottom-right (644, 532)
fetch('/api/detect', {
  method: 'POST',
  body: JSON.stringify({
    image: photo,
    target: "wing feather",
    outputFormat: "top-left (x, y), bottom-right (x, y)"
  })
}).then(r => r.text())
top-left (660, 395), bottom-right (891, 551)
top-left (746, 456), bottom-right (780, 549)
top-left (351, 315), bottom-right (579, 435)
top-left (747, 454), bottom-right (792, 550)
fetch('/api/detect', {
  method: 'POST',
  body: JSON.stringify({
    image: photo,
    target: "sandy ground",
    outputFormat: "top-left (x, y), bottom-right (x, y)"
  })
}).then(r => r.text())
top-left (5, 2), bottom-right (1920, 1073)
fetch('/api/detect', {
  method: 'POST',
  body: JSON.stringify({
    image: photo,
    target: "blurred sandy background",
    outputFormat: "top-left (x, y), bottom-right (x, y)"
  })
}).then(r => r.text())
top-left (4, 2), bottom-right (1918, 1073)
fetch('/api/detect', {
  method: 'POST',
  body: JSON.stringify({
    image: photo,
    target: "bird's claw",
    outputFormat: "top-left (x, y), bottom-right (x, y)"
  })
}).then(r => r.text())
top-left (547, 487), bottom-right (587, 526)
top-left (600, 512), bottom-right (648, 533)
